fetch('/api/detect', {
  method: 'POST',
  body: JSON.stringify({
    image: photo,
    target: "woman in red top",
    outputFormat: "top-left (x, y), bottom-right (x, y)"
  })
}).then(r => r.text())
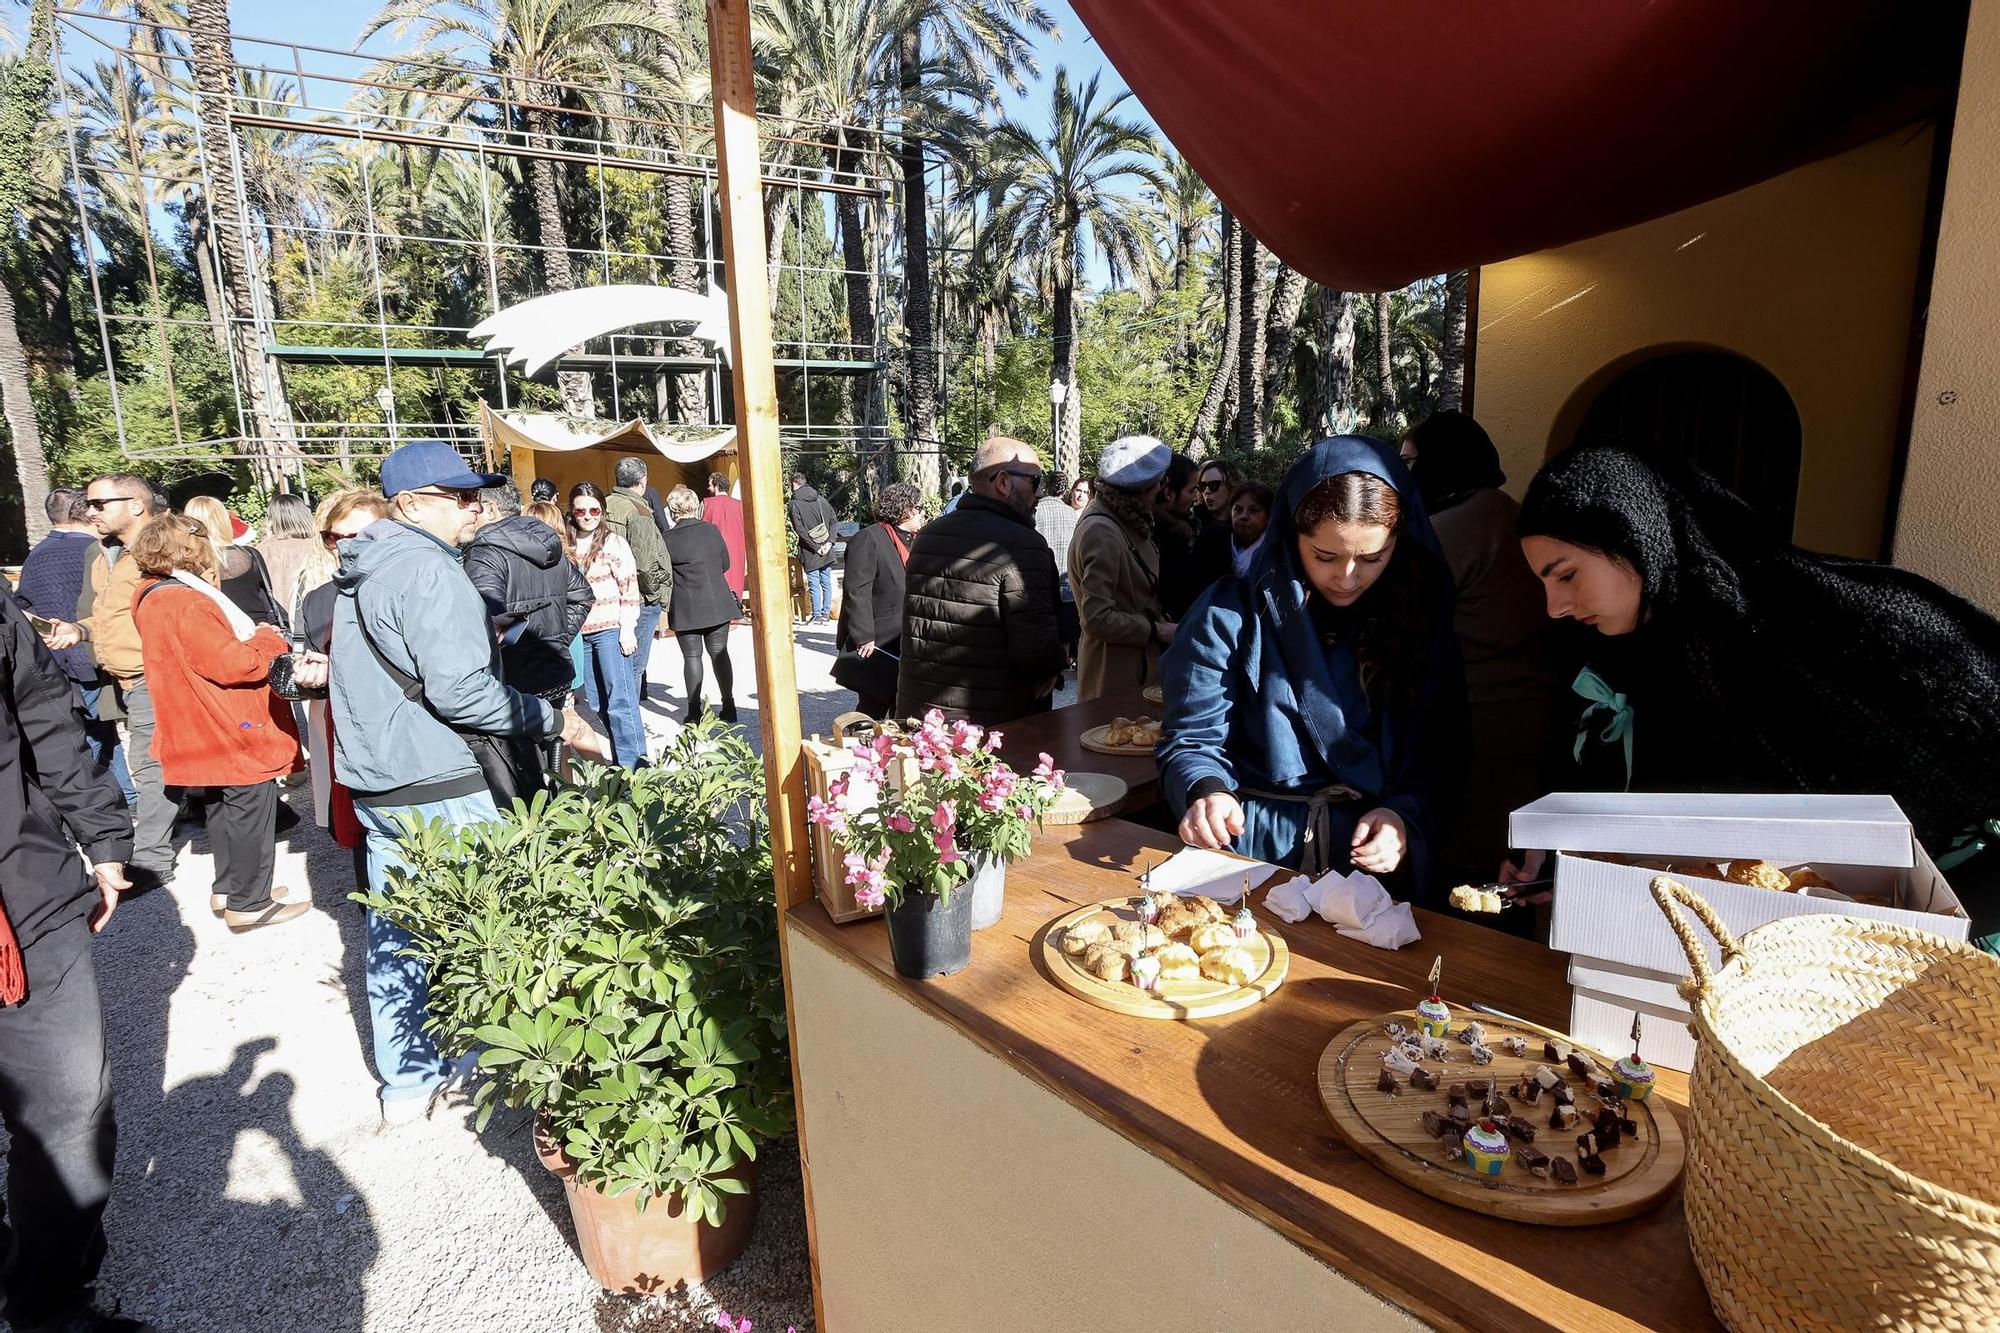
top-left (130, 512), bottom-right (316, 933)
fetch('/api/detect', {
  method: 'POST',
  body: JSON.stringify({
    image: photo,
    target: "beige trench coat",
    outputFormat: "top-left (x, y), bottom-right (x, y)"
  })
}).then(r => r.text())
top-left (1069, 501), bottom-right (1164, 700)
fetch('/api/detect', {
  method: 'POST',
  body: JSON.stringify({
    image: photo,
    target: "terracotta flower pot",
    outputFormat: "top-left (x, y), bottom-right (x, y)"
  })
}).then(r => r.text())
top-left (535, 1118), bottom-right (759, 1293)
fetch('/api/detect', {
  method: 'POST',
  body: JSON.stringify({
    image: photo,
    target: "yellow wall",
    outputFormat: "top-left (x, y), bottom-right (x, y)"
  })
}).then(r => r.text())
top-left (1473, 124), bottom-right (1936, 558)
top-left (1897, 2), bottom-right (2000, 612)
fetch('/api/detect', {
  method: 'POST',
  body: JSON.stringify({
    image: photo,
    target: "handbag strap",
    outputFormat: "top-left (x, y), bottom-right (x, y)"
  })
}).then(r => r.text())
top-left (349, 598), bottom-right (426, 704)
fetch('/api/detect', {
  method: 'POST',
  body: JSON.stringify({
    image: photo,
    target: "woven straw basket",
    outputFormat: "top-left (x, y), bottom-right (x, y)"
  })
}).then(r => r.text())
top-left (1649, 876), bottom-right (2000, 1331)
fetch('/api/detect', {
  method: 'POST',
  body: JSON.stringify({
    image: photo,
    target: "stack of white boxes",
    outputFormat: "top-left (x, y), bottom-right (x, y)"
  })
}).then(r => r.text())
top-left (1508, 793), bottom-right (1969, 1071)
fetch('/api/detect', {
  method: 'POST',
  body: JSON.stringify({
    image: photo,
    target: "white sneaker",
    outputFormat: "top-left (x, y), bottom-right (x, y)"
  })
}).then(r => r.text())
top-left (379, 1093), bottom-right (431, 1127)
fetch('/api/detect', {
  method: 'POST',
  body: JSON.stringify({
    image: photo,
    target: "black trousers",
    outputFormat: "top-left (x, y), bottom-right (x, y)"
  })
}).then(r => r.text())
top-left (677, 624), bottom-right (735, 715)
top-left (0, 917), bottom-right (115, 1327)
top-left (211, 781), bottom-right (280, 912)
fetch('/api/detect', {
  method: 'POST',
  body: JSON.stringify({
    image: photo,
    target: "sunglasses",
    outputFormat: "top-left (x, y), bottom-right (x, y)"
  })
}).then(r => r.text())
top-left (571, 505), bottom-right (602, 517)
top-left (407, 487), bottom-right (482, 507)
top-left (997, 468), bottom-right (1043, 486)
top-left (1196, 480), bottom-right (1228, 493)
top-left (85, 494), bottom-right (143, 510)
top-left (320, 529), bottom-right (364, 549)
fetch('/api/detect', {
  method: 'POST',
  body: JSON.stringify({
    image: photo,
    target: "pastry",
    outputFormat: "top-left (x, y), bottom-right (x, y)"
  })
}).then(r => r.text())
top-left (1231, 906), bottom-right (1258, 941)
top-left (1187, 894), bottom-right (1228, 923)
top-left (1381, 1045), bottom-right (1419, 1076)
top-left (1614, 1053), bottom-right (1656, 1102)
top-left (1549, 1103), bottom-right (1580, 1130)
top-left (1144, 889), bottom-right (1178, 920)
top-left (1157, 901), bottom-right (1206, 940)
top-left (1542, 1039), bottom-right (1571, 1064)
top-left (1113, 921), bottom-right (1168, 953)
top-left (1383, 1021), bottom-right (1408, 1041)
top-left (1061, 918), bottom-right (1111, 956)
top-left (1416, 994), bottom-right (1452, 1039)
top-left (1155, 942), bottom-right (1201, 981)
top-left (1534, 1065), bottom-right (1563, 1091)
top-left (1082, 942), bottom-right (1128, 982)
top-left (1459, 1021), bottom-right (1487, 1046)
top-left (1103, 717), bottom-right (1134, 747)
top-left (1198, 946), bottom-right (1255, 987)
top-left (1553, 1083), bottom-right (1575, 1107)
top-left (1552, 1155), bottom-right (1579, 1185)
top-left (1129, 952), bottom-right (1162, 993)
top-left (1376, 1068), bottom-right (1403, 1096)
top-left (1447, 884), bottom-right (1504, 914)
top-left (1502, 1035), bottom-right (1528, 1058)
top-left (1724, 859), bottom-right (1793, 892)
top-left (1567, 1051), bottom-right (1598, 1081)
top-left (1188, 921), bottom-right (1238, 955)
top-left (1787, 866), bottom-right (1839, 893)
top-left (1462, 1121), bottom-right (1510, 1177)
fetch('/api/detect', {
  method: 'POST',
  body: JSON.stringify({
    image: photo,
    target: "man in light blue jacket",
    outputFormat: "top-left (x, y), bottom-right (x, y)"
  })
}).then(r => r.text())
top-left (331, 440), bottom-right (607, 1124)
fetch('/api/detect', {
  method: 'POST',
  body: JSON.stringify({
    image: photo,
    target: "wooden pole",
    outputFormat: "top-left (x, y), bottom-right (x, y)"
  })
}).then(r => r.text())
top-left (704, 1), bottom-right (827, 1327)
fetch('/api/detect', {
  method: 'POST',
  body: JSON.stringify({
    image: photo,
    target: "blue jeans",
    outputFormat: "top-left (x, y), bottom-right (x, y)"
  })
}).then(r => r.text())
top-left (630, 603), bottom-right (662, 700)
top-left (805, 566), bottom-right (833, 621)
top-left (579, 628), bottom-right (645, 768)
top-left (356, 790), bottom-right (499, 1110)
top-left (77, 684), bottom-right (134, 806)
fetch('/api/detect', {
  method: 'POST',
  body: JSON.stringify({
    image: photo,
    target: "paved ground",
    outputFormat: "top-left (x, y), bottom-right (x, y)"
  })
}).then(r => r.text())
top-left (0, 618), bottom-right (930, 1333)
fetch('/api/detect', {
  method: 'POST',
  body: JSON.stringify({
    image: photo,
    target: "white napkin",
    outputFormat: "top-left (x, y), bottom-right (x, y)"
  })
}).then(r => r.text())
top-left (1142, 847), bottom-right (1280, 904)
top-left (1256, 867), bottom-right (1423, 950)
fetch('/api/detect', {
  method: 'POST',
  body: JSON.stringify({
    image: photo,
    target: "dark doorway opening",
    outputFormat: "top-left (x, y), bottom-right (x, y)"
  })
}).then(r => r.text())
top-left (1569, 348), bottom-right (1803, 536)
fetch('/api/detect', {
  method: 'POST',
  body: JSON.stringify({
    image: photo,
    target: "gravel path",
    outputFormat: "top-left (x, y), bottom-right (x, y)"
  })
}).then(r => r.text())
top-left (3, 615), bottom-right (1077, 1333)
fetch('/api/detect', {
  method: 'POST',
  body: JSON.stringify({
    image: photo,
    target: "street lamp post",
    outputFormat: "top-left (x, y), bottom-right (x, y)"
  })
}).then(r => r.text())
top-left (375, 383), bottom-right (399, 449)
top-left (1049, 378), bottom-right (1067, 463)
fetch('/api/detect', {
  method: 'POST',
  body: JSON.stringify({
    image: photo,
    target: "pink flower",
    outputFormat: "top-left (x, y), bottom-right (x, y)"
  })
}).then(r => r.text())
top-left (886, 811), bottom-right (916, 834)
top-left (1032, 751), bottom-right (1064, 785)
top-left (984, 729), bottom-right (1004, 753)
top-left (805, 794), bottom-right (846, 837)
top-left (852, 880), bottom-right (886, 911)
top-left (931, 800), bottom-right (962, 865)
top-left (976, 768), bottom-right (1017, 812)
top-left (714, 1315), bottom-right (752, 1333)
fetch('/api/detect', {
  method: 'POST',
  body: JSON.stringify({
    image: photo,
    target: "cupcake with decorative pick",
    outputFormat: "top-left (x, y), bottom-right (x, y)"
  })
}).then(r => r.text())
top-left (1415, 955), bottom-right (1451, 1037)
top-left (1134, 894), bottom-right (1160, 926)
top-left (1130, 952), bottom-right (1162, 994)
top-left (1231, 905), bottom-right (1257, 942)
top-left (1614, 1011), bottom-right (1655, 1101)
top-left (1462, 1119), bottom-right (1510, 1176)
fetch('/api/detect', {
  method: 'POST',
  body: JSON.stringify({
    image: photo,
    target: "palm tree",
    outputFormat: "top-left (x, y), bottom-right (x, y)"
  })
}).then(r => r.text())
top-left (1310, 286), bottom-right (1357, 436)
top-left (986, 66), bottom-right (1159, 474)
top-left (1234, 230), bottom-right (1264, 449)
top-left (1259, 263), bottom-right (1309, 440)
top-left (1438, 269), bottom-right (1468, 410)
top-left (1188, 205), bottom-right (1238, 451)
top-left (363, 0), bottom-right (672, 417)
top-left (1146, 147), bottom-right (1215, 295)
top-left (189, 0), bottom-right (296, 484)
top-left (0, 0), bottom-right (57, 544)
top-left (1371, 288), bottom-right (1398, 436)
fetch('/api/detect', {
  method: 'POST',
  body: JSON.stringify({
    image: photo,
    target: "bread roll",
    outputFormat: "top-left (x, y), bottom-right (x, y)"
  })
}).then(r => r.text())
top-left (1188, 895), bottom-right (1228, 923)
top-left (1061, 918), bottom-right (1110, 956)
top-left (1155, 942), bottom-right (1201, 981)
top-left (1724, 859), bottom-right (1792, 892)
top-left (1112, 921), bottom-right (1168, 952)
top-left (1199, 946), bottom-right (1255, 987)
top-left (1187, 921), bottom-right (1237, 954)
top-left (1083, 942), bottom-right (1129, 982)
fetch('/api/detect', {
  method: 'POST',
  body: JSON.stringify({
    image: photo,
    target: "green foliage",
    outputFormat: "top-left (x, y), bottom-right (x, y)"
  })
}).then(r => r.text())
top-left (355, 720), bottom-right (792, 1221)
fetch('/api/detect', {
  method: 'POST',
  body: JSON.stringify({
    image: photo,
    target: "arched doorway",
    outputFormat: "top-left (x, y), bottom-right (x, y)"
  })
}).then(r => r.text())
top-left (1562, 348), bottom-right (1803, 536)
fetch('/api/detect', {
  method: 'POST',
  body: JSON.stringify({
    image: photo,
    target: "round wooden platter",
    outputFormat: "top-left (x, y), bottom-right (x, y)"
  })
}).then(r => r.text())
top-left (1143, 684), bottom-right (1165, 706)
top-left (1037, 896), bottom-right (1289, 1020)
top-left (1043, 771), bottom-right (1130, 825)
top-left (1317, 1010), bottom-right (1685, 1226)
top-left (1078, 723), bottom-right (1162, 757)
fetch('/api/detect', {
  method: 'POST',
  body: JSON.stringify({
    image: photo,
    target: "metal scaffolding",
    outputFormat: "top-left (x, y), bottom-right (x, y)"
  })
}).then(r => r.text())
top-left (54, 8), bottom-right (904, 473)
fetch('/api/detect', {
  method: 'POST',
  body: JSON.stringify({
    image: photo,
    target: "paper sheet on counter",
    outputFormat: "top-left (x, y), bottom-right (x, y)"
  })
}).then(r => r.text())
top-left (1141, 848), bottom-right (1280, 904)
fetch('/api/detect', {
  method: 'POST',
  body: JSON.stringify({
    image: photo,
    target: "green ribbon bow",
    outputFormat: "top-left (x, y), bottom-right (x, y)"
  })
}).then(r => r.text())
top-left (1935, 817), bottom-right (2000, 874)
top-left (1572, 666), bottom-right (1634, 791)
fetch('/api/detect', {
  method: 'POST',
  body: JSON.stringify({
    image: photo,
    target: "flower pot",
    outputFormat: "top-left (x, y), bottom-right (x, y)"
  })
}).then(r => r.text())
top-left (535, 1118), bottom-right (758, 1294)
top-left (885, 885), bottom-right (974, 978)
top-left (967, 853), bottom-right (1008, 931)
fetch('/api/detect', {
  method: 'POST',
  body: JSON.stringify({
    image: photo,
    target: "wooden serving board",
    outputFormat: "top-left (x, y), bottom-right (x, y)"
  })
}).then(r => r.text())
top-left (1078, 723), bottom-right (1160, 757)
top-left (1043, 771), bottom-right (1130, 825)
top-left (1317, 1010), bottom-right (1685, 1226)
top-left (1037, 895), bottom-right (1288, 1020)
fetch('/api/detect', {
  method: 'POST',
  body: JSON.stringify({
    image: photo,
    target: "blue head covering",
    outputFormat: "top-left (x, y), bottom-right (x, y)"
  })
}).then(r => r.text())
top-left (1250, 433), bottom-right (1448, 618)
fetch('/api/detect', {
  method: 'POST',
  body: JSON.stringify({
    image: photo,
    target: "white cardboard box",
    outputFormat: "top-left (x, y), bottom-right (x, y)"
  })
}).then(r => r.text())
top-left (1569, 982), bottom-right (1699, 1073)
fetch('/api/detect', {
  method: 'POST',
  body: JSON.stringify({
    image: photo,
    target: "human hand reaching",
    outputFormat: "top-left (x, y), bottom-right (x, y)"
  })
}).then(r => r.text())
top-left (1350, 807), bottom-right (1407, 875)
top-left (1179, 792), bottom-right (1245, 850)
top-left (561, 708), bottom-right (613, 764)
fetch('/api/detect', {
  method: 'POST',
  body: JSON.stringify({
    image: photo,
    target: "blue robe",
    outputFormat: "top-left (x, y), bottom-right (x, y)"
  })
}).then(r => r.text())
top-left (1157, 436), bottom-right (1467, 901)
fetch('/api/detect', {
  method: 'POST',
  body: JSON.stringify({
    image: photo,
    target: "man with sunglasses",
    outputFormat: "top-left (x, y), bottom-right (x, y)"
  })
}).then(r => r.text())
top-left (895, 436), bottom-right (1066, 724)
top-left (40, 473), bottom-right (178, 893)
top-left (328, 441), bottom-right (608, 1124)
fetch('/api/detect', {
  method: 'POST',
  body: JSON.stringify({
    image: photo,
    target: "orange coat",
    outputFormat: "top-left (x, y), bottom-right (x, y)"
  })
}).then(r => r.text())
top-left (132, 580), bottom-right (300, 787)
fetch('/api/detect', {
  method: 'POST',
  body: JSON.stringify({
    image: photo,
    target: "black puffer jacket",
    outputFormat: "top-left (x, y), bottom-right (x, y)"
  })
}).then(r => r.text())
top-left (895, 493), bottom-right (1066, 724)
top-left (462, 515), bottom-right (592, 696)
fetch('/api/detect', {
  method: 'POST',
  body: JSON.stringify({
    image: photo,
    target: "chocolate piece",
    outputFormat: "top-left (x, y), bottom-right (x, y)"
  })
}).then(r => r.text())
top-left (1553, 1082), bottom-right (1575, 1107)
top-left (1375, 1068), bottom-right (1403, 1096)
top-left (1504, 1117), bottom-right (1537, 1143)
top-left (1449, 1103), bottom-right (1473, 1127)
top-left (1469, 1042), bottom-right (1495, 1065)
top-left (1576, 1131), bottom-right (1599, 1158)
top-left (1592, 1109), bottom-right (1622, 1149)
top-left (1549, 1103), bottom-right (1580, 1130)
top-left (1441, 1129), bottom-right (1465, 1161)
top-left (1421, 1109), bottom-right (1449, 1138)
top-left (1543, 1039), bottom-right (1570, 1063)
top-left (1518, 1145), bottom-right (1551, 1176)
top-left (1618, 1114), bottom-right (1641, 1139)
top-left (1482, 1095), bottom-right (1510, 1119)
top-left (1552, 1155), bottom-right (1579, 1185)
top-left (1503, 1035), bottom-right (1529, 1058)
top-left (1410, 1065), bottom-right (1439, 1092)
top-left (1447, 1081), bottom-right (1468, 1106)
top-left (1580, 1152), bottom-right (1607, 1176)
top-left (1567, 1051), bottom-right (1598, 1080)
top-left (1594, 1079), bottom-right (1619, 1101)
top-left (1534, 1064), bottom-right (1563, 1090)
top-left (1520, 1082), bottom-right (1544, 1106)
top-left (1467, 1077), bottom-right (1492, 1099)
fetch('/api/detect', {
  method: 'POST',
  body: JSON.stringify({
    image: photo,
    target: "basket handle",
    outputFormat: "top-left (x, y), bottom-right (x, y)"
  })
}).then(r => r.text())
top-left (831, 711), bottom-right (877, 741)
top-left (1649, 875), bottom-right (1743, 1003)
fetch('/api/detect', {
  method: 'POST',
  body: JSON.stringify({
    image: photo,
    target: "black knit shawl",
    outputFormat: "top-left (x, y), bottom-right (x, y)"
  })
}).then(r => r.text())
top-left (1519, 444), bottom-right (2000, 856)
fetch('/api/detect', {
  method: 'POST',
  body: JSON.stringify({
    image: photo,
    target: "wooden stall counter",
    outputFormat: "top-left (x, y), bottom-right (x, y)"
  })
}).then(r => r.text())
top-left (994, 688), bottom-right (1164, 817)
top-left (785, 818), bottom-right (1718, 1333)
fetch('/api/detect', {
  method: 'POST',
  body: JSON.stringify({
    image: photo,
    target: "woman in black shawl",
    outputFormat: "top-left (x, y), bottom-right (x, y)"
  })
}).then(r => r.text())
top-left (1512, 443), bottom-right (2000, 950)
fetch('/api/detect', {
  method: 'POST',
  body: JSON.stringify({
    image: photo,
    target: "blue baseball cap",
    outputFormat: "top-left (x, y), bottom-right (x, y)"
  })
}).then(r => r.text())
top-left (379, 439), bottom-right (504, 498)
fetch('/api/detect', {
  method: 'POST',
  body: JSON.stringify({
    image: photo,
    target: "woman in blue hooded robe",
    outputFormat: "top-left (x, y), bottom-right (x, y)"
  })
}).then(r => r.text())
top-left (1158, 436), bottom-right (1467, 902)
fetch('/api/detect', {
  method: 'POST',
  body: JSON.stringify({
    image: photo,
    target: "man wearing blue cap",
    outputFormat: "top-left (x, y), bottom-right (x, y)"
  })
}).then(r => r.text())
top-left (331, 440), bottom-right (608, 1124)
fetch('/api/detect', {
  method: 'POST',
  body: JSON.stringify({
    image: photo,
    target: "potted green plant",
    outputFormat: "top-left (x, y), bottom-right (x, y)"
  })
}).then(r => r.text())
top-left (357, 719), bottom-right (792, 1293)
top-left (808, 710), bottom-right (1067, 975)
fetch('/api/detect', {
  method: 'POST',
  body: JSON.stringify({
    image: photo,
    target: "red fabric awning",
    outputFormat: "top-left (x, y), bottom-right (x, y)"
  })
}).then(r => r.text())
top-left (1068, 1), bottom-right (1964, 290)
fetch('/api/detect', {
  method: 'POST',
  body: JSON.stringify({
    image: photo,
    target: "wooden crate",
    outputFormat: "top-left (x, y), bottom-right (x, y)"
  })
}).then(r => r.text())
top-left (804, 732), bottom-right (877, 923)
